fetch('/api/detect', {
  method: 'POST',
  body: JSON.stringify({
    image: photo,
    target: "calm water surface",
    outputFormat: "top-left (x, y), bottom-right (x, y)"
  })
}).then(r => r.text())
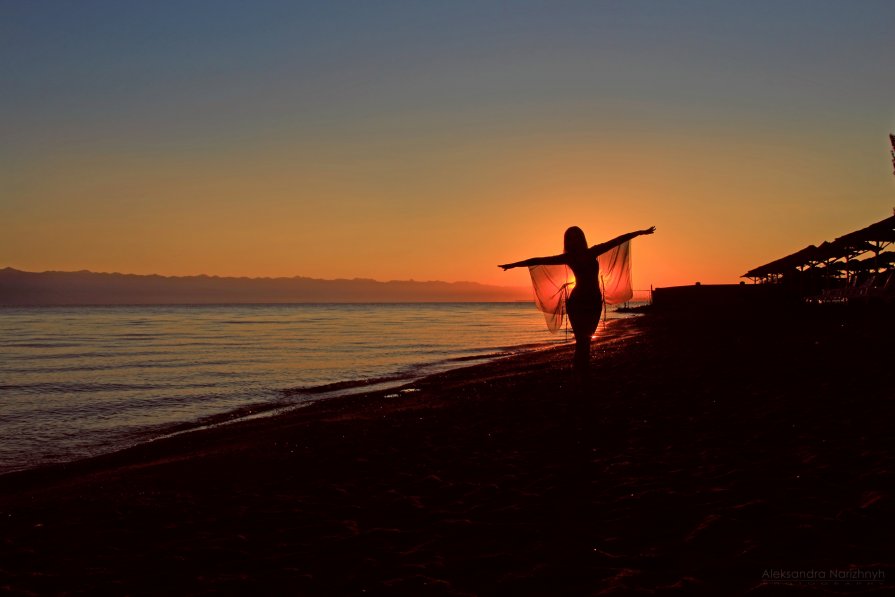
top-left (0, 303), bottom-right (634, 474)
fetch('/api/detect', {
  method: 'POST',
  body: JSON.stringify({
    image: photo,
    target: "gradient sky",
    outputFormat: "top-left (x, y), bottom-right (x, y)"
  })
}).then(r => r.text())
top-left (4, 1), bottom-right (895, 289)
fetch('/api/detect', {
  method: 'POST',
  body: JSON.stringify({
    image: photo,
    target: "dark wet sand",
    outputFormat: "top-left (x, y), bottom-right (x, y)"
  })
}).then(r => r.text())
top-left (1, 307), bottom-right (892, 595)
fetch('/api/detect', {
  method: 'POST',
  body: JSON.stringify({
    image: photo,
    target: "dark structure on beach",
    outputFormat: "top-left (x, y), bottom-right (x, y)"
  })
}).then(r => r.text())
top-left (741, 213), bottom-right (895, 304)
top-left (651, 283), bottom-right (787, 313)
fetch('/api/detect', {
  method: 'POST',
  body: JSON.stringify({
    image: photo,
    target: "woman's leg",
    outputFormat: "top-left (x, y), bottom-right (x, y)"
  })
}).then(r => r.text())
top-left (573, 335), bottom-right (590, 371)
top-left (568, 305), bottom-right (600, 373)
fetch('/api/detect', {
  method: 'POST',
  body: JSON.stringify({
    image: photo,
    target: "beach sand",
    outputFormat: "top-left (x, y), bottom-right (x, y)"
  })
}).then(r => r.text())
top-left (1, 307), bottom-right (892, 595)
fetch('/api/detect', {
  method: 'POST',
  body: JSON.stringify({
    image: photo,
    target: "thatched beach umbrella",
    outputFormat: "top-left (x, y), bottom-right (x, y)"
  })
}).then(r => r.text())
top-left (741, 213), bottom-right (895, 286)
top-left (840, 258), bottom-right (871, 272)
top-left (877, 251), bottom-right (895, 267)
top-left (811, 241), bottom-right (844, 266)
top-left (861, 251), bottom-right (895, 272)
top-left (742, 245), bottom-right (819, 281)
top-left (834, 215), bottom-right (895, 260)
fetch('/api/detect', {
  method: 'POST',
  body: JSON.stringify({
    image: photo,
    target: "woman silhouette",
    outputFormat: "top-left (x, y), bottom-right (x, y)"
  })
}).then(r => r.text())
top-left (499, 226), bottom-right (655, 372)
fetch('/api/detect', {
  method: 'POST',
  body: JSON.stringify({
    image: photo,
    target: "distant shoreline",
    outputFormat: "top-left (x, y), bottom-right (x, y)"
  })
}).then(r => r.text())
top-left (0, 300), bottom-right (536, 307)
top-left (0, 267), bottom-right (531, 305)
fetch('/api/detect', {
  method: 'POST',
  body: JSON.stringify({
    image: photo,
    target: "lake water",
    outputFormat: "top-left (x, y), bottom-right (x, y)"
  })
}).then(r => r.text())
top-left (0, 303), bottom-right (637, 474)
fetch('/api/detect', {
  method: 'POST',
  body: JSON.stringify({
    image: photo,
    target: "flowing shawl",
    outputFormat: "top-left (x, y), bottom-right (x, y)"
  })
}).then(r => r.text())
top-left (527, 241), bottom-right (633, 333)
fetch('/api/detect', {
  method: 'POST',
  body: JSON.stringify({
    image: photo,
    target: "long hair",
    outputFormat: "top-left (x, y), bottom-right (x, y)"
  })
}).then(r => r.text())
top-left (563, 226), bottom-right (588, 254)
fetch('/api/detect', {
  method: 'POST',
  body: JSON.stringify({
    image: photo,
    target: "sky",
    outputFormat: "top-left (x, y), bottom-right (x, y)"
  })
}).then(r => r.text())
top-left (3, 1), bottom-right (895, 290)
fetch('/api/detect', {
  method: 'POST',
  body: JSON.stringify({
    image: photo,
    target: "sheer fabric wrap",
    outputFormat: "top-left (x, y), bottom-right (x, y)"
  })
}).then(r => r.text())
top-left (528, 241), bottom-right (633, 333)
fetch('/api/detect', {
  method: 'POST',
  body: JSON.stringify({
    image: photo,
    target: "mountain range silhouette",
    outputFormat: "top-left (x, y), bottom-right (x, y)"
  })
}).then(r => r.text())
top-left (0, 268), bottom-right (530, 305)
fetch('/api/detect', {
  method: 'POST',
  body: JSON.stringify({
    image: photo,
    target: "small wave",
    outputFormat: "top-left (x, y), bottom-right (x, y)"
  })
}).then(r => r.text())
top-left (220, 320), bottom-right (283, 325)
top-left (444, 351), bottom-right (514, 363)
top-left (114, 333), bottom-right (161, 339)
top-left (0, 381), bottom-right (188, 393)
top-left (0, 342), bottom-right (83, 349)
top-left (3, 359), bottom-right (244, 374)
top-left (279, 342), bottom-right (559, 399)
top-left (142, 399), bottom-right (293, 437)
top-left (498, 339), bottom-right (566, 351)
top-left (282, 374), bottom-right (410, 396)
top-left (2, 349), bottom-right (195, 362)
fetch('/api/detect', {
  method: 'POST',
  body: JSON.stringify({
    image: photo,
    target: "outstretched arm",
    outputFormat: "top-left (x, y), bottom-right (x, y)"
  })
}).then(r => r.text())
top-left (498, 253), bottom-right (567, 270)
top-left (590, 226), bottom-right (656, 255)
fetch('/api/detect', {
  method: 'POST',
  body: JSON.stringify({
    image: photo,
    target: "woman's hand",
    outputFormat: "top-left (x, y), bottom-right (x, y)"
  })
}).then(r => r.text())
top-left (498, 264), bottom-right (514, 271)
top-left (641, 226), bottom-right (656, 235)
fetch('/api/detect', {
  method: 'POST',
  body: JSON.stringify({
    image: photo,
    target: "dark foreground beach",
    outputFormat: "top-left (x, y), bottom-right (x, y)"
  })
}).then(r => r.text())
top-left (1, 306), bottom-right (892, 595)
